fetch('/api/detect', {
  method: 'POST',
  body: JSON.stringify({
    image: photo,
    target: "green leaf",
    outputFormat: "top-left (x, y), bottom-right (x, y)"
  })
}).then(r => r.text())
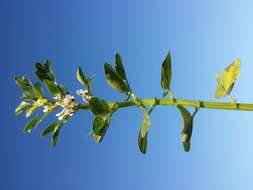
top-left (104, 63), bottom-right (129, 93)
top-left (52, 123), bottom-right (63, 147)
top-left (35, 60), bottom-right (56, 82)
top-left (32, 82), bottom-right (43, 98)
top-left (52, 129), bottom-right (59, 147)
top-left (44, 80), bottom-right (60, 97)
top-left (44, 60), bottom-right (56, 80)
top-left (176, 105), bottom-right (193, 152)
top-left (138, 130), bottom-right (148, 154)
top-left (57, 83), bottom-right (67, 96)
top-left (21, 90), bottom-right (37, 100)
top-left (215, 59), bottom-right (240, 98)
top-left (161, 52), bottom-right (172, 97)
top-left (138, 106), bottom-right (151, 154)
top-left (115, 53), bottom-right (127, 81)
top-left (76, 66), bottom-right (93, 96)
top-left (40, 123), bottom-right (58, 137)
top-left (77, 66), bottom-right (88, 85)
top-left (15, 101), bottom-right (31, 115)
top-left (140, 107), bottom-right (151, 138)
top-left (23, 115), bottom-right (41, 133)
top-left (93, 116), bottom-right (106, 135)
top-left (89, 97), bottom-right (110, 116)
top-left (92, 115), bottom-right (111, 143)
top-left (14, 76), bottom-right (33, 91)
top-left (26, 103), bottom-right (40, 117)
top-left (93, 116), bottom-right (110, 135)
top-left (86, 78), bottom-right (93, 96)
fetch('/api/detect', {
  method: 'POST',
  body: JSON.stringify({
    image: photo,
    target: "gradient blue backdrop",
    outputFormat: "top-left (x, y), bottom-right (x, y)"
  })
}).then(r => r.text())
top-left (1, 0), bottom-right (253, 189)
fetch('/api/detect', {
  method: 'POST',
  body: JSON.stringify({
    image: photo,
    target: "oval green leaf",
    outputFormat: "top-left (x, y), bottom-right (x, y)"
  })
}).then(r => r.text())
top-left (104, 63), bottom-right (129, 93)
top-left (89, 97), bottom-right (110, 116)
top-left (93, 116), bottom-right (106, 135)
top-left (92, 115), bottom-right (111, 143)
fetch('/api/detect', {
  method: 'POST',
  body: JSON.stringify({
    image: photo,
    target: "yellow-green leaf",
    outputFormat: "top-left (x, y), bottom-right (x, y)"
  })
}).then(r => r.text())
top-left (76, 66), bottom-right (88, 85)
top-left (140, 107), bottom-right (151, 138)
top-left (15, 101), bottom-right (31, 115)
top-left (32, 82), bottom-right (43, 98)
top-left (26, 103), bottom-right (40, 117)
top-left (215, 59), bottom-right (240, 98)
top-left (138, 106), bottom-right (151, 154)
top-left (92, 133), bottom-right (102, 143)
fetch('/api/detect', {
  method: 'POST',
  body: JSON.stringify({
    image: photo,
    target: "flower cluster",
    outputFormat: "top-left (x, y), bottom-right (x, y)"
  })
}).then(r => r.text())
top-left (55, 93), bottom-right (78, 121)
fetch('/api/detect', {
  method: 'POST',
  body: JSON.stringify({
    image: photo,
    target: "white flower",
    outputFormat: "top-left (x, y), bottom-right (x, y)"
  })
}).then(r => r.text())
top-left (76, 89), bottom-right (91, 102)
top-left (55, 93), bottom-right (78, 121)
top-left (42, 106), bottom-right (50, 113)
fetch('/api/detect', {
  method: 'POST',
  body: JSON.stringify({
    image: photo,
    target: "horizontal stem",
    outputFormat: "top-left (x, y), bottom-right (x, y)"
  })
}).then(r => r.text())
top-left (77, 98), bottom-right (253, 111)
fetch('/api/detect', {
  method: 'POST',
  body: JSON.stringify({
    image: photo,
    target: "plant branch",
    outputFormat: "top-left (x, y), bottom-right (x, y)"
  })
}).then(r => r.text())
top-left (77, 98), bottom-right (253, 111)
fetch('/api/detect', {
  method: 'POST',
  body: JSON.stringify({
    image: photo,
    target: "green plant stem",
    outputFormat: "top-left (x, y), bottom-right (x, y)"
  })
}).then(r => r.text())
top-left (77, 98), bottom-right (253, 111)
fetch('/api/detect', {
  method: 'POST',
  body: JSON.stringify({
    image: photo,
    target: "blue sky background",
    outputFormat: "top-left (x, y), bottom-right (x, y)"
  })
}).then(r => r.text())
top-left (1, 0), bottom-right (253, 189)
